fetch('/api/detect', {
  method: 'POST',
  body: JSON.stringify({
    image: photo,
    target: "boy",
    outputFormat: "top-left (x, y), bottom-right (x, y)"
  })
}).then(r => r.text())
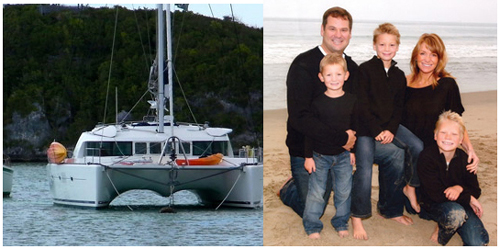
top-left (302, 53), bottom-right (358, 239)
top-left (351, 23), bottom-right (410, 240)
top-left (417, 111), bottom-right (489, 246)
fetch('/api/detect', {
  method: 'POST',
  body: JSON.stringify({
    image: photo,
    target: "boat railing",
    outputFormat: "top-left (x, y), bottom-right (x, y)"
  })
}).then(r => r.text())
top-left (238, 146), bottom-right (263, 163)
top-left (175, 121), bottom-right (205, 128)
top-left (84, 148), bottom-right (102, 164)
top-left (3, 154), bottom-right (11, 167)
top-left (95, 118), bottom-right (224, 132)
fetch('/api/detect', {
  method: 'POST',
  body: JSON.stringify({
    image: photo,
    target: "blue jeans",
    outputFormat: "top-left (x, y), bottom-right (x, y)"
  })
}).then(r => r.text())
top-left (303, 151), bottom-right (352, 234)
top-left (351, 136), bottom-right (405, 218)
top-left (419, 202), bottom-right (489, 246)
top-left (279, 156), bottom-right (332, 217)
top-left (395, 125), bottom-right (424, 187)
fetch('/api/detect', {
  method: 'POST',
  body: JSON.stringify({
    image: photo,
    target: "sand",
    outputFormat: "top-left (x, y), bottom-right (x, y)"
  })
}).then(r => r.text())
top-left (263, 90), bottom-right (497, 246)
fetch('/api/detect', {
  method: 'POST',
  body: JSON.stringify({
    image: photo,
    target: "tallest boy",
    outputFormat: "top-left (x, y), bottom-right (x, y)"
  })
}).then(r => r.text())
top-left (279, 6), bottom-right (358, 218)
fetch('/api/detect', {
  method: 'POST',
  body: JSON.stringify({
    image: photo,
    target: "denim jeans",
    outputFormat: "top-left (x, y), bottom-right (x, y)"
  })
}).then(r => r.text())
top-left (419, 202), bottom-right (489, 246)
top-left (351, 136), bottom-right (405, 218)
top-left (279, 156), bottom-right (332, 217)
top-left (395, 125), bottom-right (424, 187)
top-left (303, 151), bottom-right (352, 234)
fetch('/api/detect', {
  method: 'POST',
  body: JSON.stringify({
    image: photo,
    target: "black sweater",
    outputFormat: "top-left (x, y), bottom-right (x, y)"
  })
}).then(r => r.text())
top-left (357, 56), bottom-right (406, 137)
top-left (417, 144), bottom-right (481, 209)
top-left (304, 92), bottom-right (358, 157)
top-left (286, 46), bottom-right (359, 157)
top-left (402, 77), bottom-right (465, 147)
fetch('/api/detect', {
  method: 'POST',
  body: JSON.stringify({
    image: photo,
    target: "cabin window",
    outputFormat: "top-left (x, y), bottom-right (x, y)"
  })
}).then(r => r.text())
top-left (135, 142), bottom-right (147, 155)
top-left (161, 141), bottom-right (191, 155)
top-left (192, 141), bottom-right (228, 156)
top-left (180, 142), bottom-right (191, 154)
top-left (150, 142), bottom-right (162, 154)
top-left (85, 142), bottom-right (132, 156)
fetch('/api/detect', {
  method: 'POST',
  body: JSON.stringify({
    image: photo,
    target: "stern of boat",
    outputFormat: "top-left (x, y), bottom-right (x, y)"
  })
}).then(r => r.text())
top-left (3, 166), bottom-right (13, 197)
top-left (191, 161), bottom-right (263, 209)
top-left (47, 162), bottom-right (114, 208)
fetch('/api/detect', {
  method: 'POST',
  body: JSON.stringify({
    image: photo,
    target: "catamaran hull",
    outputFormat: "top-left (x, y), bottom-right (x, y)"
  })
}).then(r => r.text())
top-left (47, 162), bottom-right (263, 208)
top-left (3, 166), bottom-right (13, 197)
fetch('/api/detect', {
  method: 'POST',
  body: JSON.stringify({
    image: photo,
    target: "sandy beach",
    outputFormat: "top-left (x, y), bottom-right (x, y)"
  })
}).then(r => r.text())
top-left (263, 90), bottom-right (497, 246)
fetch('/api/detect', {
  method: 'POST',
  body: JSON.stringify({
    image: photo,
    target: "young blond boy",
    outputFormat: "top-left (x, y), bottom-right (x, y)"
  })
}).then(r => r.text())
top-left (351, 23), bottom-right (410, 240)
top-left (417, 111), bottom-right (488, 246)
top-left (302, 53), bottom-right (358, 239)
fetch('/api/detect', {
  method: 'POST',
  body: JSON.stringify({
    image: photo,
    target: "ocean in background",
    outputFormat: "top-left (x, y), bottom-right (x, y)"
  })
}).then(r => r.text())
top-left (3, 163), bottom-right (263, 246)
top-left (264, 18), bottom-right (497, 110)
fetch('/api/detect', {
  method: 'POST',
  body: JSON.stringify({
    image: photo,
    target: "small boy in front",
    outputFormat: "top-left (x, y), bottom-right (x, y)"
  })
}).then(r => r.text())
top-left (417, 111), bottom-right (489, 246)
top-left (302, 53), bottom-right (358, 239)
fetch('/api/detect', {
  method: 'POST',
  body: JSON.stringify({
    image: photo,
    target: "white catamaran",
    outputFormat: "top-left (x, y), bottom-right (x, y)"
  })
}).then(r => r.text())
top-left (46, 4), bottom-right (263, 209)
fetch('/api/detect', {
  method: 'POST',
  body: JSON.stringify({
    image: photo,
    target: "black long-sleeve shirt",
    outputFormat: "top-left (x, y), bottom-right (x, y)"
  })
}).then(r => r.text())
top-left (304, 92), bottom-right (358, 157)
top-left (402, 77), bottom-right (465, 147)
top-left (357, 56), bottom-right (406, 137)
top-left (417, 144), bottom-right (481, 209)
top-left (286, 46), bottom-right (359, 157)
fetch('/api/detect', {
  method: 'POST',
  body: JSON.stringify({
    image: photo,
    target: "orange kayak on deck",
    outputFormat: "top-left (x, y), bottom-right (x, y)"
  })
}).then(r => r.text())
top-left (176, 153), bottom-right (223, 166)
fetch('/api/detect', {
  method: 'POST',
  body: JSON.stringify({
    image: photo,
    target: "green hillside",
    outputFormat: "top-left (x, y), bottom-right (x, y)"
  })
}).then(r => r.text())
top-left (3, 4), bottom-right (263, 161)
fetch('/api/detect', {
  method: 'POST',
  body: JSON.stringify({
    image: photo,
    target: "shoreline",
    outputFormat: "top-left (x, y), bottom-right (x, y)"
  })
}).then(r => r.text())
top-left (263, 90), bottom-right (497, 246)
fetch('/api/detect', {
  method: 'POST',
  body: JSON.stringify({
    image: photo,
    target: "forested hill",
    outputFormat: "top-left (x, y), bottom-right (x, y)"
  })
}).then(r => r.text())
top-left (3, 4), bottom-right (263, 161)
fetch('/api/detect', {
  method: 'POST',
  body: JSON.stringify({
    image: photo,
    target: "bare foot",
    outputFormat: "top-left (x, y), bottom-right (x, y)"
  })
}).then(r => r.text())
top-left (390, 215), bottom-right (414, 225)
top-left (352, 217), bottom-right (368, 240)
top-left (403, 185), bottom-right (421, 213)
top-left (338, 230), bottom-right (349, 238)
top-left (308, 232), bottom-right (321, 239)
top-left (430, 224), bottom-right (439, 244)
top-left (277, 176), bottom-right (292, 197)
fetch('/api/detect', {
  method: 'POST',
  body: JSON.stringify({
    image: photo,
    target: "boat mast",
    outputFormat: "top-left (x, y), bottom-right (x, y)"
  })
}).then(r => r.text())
top-left (156, 4), bottom-right (174, 134)
top-left (157, 4), bottom-right (165, 133)
top-left (166, 4), bottom-right (174, 135)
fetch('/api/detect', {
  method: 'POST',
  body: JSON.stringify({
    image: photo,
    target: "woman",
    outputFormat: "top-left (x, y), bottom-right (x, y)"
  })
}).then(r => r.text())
top-left (397, 33), bottom-right (480, 213)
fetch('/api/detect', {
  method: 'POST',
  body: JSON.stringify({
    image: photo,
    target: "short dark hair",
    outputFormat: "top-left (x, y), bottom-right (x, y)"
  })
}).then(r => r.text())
top-left (322, 7), bottom-right (353, 31)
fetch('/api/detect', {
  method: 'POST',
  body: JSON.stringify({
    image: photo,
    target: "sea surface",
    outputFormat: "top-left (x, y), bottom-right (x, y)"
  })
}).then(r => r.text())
top-left (3, 163), bottom-right (263, 246)
top-left (264, 18), bottom-right (497, 110)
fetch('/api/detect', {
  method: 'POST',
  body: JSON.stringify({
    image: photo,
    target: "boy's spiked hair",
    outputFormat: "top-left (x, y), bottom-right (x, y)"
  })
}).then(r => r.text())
top-left (319, 53), bottom-right (347, 73)
top-left (435, 110), bottom-right (465, 139)
top-left (373, 23), bottom-right (401, 45)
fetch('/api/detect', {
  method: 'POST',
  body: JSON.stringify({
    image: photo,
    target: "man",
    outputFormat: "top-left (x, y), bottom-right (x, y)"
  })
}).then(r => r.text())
top-left (279, 6), bottom-right (358, 217)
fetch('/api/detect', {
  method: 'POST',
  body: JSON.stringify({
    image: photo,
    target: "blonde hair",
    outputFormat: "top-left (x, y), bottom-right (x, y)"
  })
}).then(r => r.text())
top-left (435, 110), bottom-right (465, 139)
top-left (408, 33), bottom-right (453, 88)
top-left (373, 23), bottom-right (400, 45)
top-left (319, 53), bottom-right (347, 73)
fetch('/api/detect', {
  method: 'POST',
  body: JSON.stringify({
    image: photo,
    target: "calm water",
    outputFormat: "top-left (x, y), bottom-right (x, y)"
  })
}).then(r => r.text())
top-left (3, 163), bottom-right (263, 246)
top-left (264, 19), bottom-right (497, 110)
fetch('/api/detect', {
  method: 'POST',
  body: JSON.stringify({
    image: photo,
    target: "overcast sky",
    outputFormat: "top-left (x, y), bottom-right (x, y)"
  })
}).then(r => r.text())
top-left (6, 1), bottom-right (496, 26)
top-left (264, 0), bottom-right (497, 24)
